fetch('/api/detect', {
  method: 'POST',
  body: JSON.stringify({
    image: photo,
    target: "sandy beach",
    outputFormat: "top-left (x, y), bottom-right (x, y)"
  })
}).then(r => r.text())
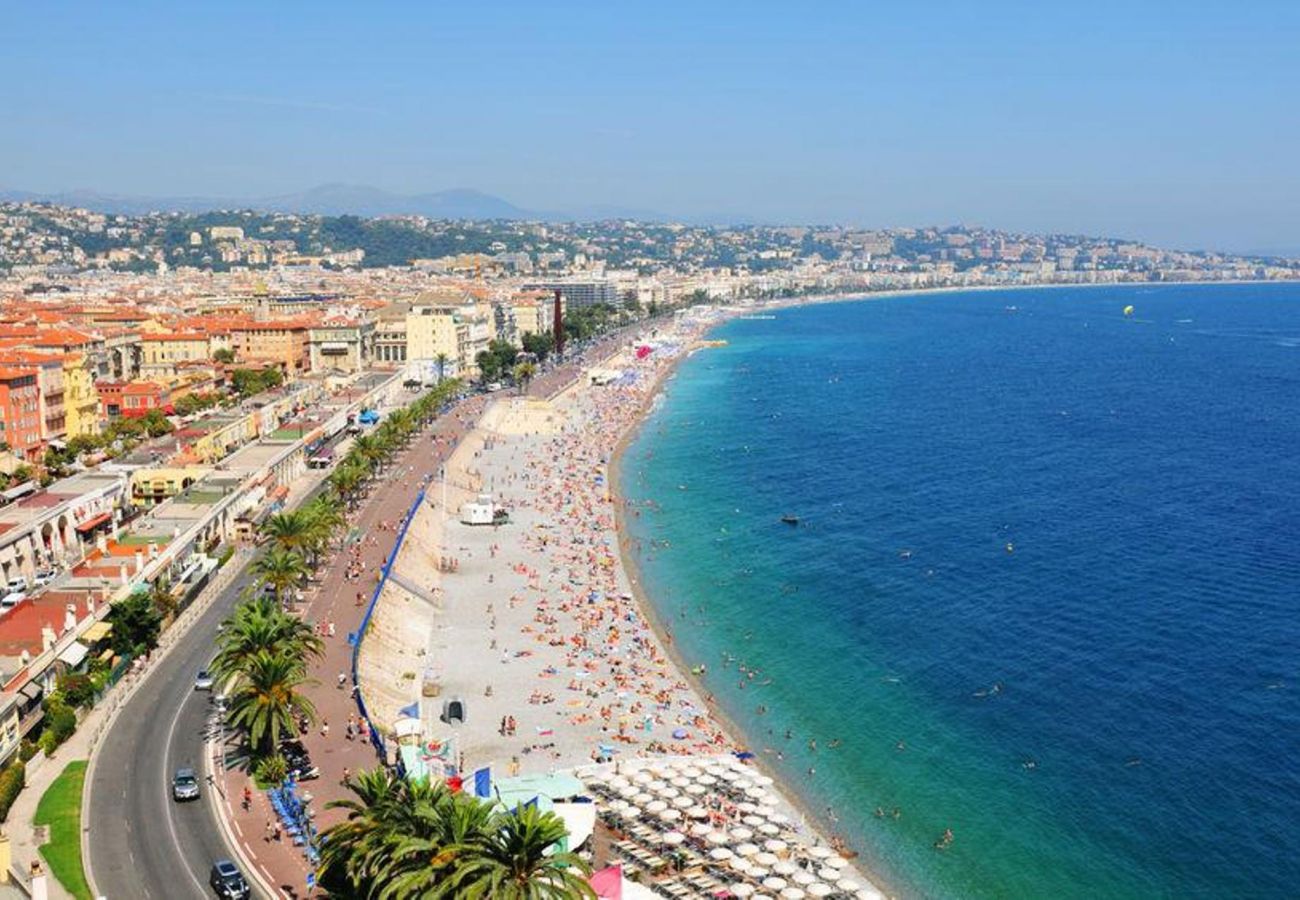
top-left (353, 309), bottom-right (886, 897)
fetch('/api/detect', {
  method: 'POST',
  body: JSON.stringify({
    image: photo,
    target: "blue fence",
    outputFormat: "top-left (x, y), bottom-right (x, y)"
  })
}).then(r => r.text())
top-left (350, 481), bottom-right (427, 774)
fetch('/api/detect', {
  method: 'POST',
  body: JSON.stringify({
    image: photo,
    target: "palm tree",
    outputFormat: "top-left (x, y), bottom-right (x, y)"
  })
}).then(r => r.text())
top-left (302, 495), bottom-right (346, 552)
top-left (512, 362), bottom-right (538, 396)
top-left (352, 434), bottom-right (388, 474)
top-left (260, 510), bottom-right (312, 555)
top-left (435, 353), bottom-right (449, 384)
top-left (148, 576), bottom-right (179, 619)
top-left (329, 463), bottom-right (367, 508)
top-left (450, 804), bottom-right (593, 899)
top-left (212, 596), bottom-right (324, 687)
top-left (252, 547), bottom-right (307, 605)
top-left (227, 650), bottom-right (317, 755)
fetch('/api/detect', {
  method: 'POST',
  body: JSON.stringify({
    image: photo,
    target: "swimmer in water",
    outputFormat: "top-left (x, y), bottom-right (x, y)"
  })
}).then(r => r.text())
top-left (896, 740), bottom-right (906, 752)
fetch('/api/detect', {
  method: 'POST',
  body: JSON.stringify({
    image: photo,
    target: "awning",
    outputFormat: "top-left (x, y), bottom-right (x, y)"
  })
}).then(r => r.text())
top-left (76, 512), bottom-right (112, 533)
top-left (553, 802), bottom-right (597, 850)
top-left (81, 621), bottom-right (113, 643)
top-left (57, 641), bottom-right (90, 668)
top-left (1, 481), bottom-right (36, 501)
top-left (17, 681), bottom-right (43, 703)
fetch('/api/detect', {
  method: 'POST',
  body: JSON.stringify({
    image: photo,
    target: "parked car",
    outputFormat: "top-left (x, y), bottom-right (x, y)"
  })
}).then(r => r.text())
top-left (32, 569), bottom-right (57, 588)
top-left (1, 592), bottom-right (25, 610)
top-left (280, 740), bottom-right (319, 781)
top-left (172, 767), bottom-right (200, 802)
top-left (208, 860), bottom-right (250, 900)
top-left (194, 670), bottom-right (214, 691)
top-left (6, 576), bottom-right (28, 593)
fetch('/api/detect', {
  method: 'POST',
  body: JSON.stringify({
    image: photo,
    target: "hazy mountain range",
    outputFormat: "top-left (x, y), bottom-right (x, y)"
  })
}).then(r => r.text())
top-left (0, 183), bottom-right (673, 223)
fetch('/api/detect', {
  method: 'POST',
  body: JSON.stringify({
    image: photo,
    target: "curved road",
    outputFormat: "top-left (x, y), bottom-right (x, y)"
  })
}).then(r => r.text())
top-left (87, 557), bottom-right (268, 899)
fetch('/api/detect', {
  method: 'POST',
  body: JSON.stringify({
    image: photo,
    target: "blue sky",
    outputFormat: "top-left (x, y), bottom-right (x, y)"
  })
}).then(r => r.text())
top-left (2, 1), bottom-right (1297, 252)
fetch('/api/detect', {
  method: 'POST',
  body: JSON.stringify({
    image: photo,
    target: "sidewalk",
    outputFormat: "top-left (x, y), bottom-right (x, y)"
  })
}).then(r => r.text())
top-left (216, 396), bottom-right (488, 899)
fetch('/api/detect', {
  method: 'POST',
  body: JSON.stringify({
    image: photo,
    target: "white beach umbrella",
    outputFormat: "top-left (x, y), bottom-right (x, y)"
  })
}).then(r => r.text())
top-left (834, 877), bottom-right (861, 892)
top-left (623, 806), bottom-right (641, 819)
top-left (768, 811), bottom-right (790, 825)
top-left (657, 808), bottom-right (682, 823)
top-left (729, 884), bottom-right (756, 898)
top-left (761, 877), bottom-right (788, 892)
top-left (706, 830), bottom-right (730, 845)
top-left (752, 774), bottom-right (775, 786)
top-left (747, 864), bottom-right (770, 881)
top-left (745, 787), bottom-right (767, 800)
top-left (658, 786), bottom-right (680, 799)
top-left (817, 867), bottom-right (840, 883)
top-left (609, 799), bottom-right (629, 813)
top-left (690, 822), bottom-right (713, 838)
top-left (698, 774), bottom-right (718, 787)
top-left (754, 851), bottom-right (780, 867)
top-left (742, 814), bottom-right (765, 827)
top-left (729, 856), bottom-right (754, 873)
top-left (709, 847), bottom-right (735, 862)
top-left (732, 826), bottom-right (754, 841)
top-left (685, 783), bottom-right (707, 795)
top-left (686, 804), bottom-right (710, 819)
top-left (779, 889), bottom-right (806, 900)
top-left (608, 776), bottom-right (631, 790)
top-left (791, 870), bottom-right (815, 886)
top-left (681, 766), bottom-right (703, 778)
top-left (773, 861), bottom-right (797, 876)
top-left (661, 831), bottom-right (685, 846)
top-left (672, 794), bottom-right (694, 808)
top-left (734, 842), bottom-right (761, 857)
top-left (806, 884), bottom-right (832, 898)
top-left (826, 856), bottom-right (849, 869)
top-left (670, 776), bottom-right (691, 788)
top-left (733, 779), bottom-right (754, 792)
top-left (633, 792), bottom-right (654, 806)
top-left (763, 838), bottom-right (788, 854)
top-left (759, 791), bottom-right (780, 805)
top-left (758, 822), bottom-right (781, 837)
top-left (808, 846), bottom-right (833, 860)
top-left (633, 771), bottom-right (654, 784)
top-left (857, 888), bottom-right (886, 900)
top-left (645, 800), bottom-right (668, 814)
top-left (616, 784), bottom-right (639, 798)
top-left (737, 801), bottom-right (759, 814)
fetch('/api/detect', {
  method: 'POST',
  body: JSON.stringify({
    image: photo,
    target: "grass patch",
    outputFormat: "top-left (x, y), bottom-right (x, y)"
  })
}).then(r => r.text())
top-left (33, 759), bottom-right (92, 900)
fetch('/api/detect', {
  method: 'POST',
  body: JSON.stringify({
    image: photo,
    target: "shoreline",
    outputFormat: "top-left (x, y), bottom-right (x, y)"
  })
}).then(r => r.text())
top-left (607, 319), bottom-right (898, 897)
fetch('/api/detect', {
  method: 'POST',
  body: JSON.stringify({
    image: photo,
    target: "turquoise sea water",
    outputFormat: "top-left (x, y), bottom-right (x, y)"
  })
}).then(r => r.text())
top-left (619, 284), bottom-right (1300, 899)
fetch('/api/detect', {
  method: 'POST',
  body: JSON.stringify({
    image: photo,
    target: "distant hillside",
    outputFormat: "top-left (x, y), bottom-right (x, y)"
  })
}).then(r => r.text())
top-left (0, 184), bottom-right (672, 223)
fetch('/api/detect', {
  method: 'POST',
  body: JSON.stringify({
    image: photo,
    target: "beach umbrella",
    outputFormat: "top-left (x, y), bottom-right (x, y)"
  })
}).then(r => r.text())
top-left (671, 776), bottom-right (691, 788)
top-left (754, 852), bottom-right (780, 867)
top-left (608, 776), bottom-right (631, 790)
top-left (623, 806), bottom-right (641, 819)
top-left (737, 802), bottom-right (759, 814)
top-left (729, 856), bottom-right (754, 873)
top-left (808, 847), bottom-right (833, 860)
top-left (806, 885), bottom-right (832, 898)
top-left (659, 786), bottom-right (681, 800)
top-left (681, 766), bottom-right (703, 778)
top-left (633, 792), bottom-right (654, 805)
top-left (817, 867), bottom-right (840, 883)
top-left (732, 826), bottom-right (755, 841)
top-left (658, 808), bottom-right (682, 823)
top-left (763, 838), bottom-right (788, 854)
top-left (646, 800), bottom-right (668, 814)
top-left (672, 795), bottom-right (694, 808)
top-left (743, 814), bottom-right (765, 827)
top-left (733, 779), bottom-right (754, 792)
top-left (759, 791), bottom-right (780, 805)
top-left (698, 774), bottom-right (718, 787)
top-left (773, 862), bottom-right (797, 876)
top-left (747, 864), bottom-right (770, 881)
top-left (706, 830), bottom-right (730, 845)
top-left (661, 831), bottom-right (685, 847)
top-left (835, 878), bottom-right (861, 893)
top-left (734, 842), bottom-right (760, 858)
top-left (633, 771), bottom-right (654, 784)
top-left (791, 871), bottom-right (815, 886)
top-left (616, 784), bottom-right (639, 799)
top-left (826, 856), bottom-right (849, 869)
top-left (752, 774), bottom-right (775, 786)
top-left (609, 799), bottom-right (629, 813)
top-left (709, 847), bottom-right (735, 862)
top-left (857, 888), bottom-right (886, 900)
top-left (689, 822), bottom-right (713, 838)
top-left (779, 889), bottom-right (806, 900)
top-left (685, 783), bottom-right (707, 795)
top-left (686, 805), bottom-right (710, 819)
top-left (758, 822), bottom-right (781, 837)
top-left (762, 877), bottom-right (788, 892)
top-left (729, 884), bottom-right (756, 898)
top-left (745, 787), bottom-right (767, 800)
top-left (768, 811), bottom-right (790, 825)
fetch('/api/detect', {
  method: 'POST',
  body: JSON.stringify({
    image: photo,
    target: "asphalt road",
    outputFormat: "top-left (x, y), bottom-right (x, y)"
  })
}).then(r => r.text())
top-left (87, 561), bottom-right (264, 900)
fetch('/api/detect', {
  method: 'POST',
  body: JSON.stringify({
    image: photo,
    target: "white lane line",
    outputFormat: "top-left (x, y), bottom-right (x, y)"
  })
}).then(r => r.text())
top-left (161, 681), bottom-right (211, 898)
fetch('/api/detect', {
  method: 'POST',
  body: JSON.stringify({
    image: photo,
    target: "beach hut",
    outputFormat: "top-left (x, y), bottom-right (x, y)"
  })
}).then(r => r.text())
top-left (440, 697), bottom-right (467, 724)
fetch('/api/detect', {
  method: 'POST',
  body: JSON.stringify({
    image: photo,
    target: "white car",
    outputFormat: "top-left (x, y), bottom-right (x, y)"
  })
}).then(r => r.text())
top-left (32, 570), bottom-right (57, 588)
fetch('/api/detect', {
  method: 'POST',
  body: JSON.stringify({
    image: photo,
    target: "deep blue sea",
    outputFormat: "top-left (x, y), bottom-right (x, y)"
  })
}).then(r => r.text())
top-left (620, 284), bottom-right (1300, 899)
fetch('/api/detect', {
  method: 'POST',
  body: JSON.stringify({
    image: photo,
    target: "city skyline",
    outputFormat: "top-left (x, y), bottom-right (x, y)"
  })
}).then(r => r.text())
top-left (3, 2), bottom-right (1297, 255)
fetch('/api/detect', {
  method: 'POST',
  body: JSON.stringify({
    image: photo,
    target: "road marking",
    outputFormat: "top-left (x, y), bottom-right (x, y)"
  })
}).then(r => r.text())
top-left (162, 679), bottom-right (211, 899)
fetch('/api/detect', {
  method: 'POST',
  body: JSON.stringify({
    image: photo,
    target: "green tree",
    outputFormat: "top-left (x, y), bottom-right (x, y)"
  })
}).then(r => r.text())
top-left (212, 596), bottom-right (323, 689)
top-left (140, 409), bottom-right (174, 437)
top-left (448, 804), bottom-right (593, 899)
top-left (107, 591), bottom-right (162, 656)
top-left (512, 362), bottom-right (537, 395)
top-left (213, 348), bottom-right (236, 364)
top-left (148, 577), bottom-right (179, 619)
top-left (251, 548), bottom-right (307, 605)
top-left (227, 651), bottom-right (317, 755)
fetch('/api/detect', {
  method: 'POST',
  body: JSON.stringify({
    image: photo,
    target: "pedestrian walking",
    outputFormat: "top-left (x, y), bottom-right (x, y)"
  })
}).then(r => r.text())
top-left (265, 819), bottom-right (275, 842)
top-left (338, 671), bottom-right (347, 689)
top-left (321, 720), bottom-right (330, 738)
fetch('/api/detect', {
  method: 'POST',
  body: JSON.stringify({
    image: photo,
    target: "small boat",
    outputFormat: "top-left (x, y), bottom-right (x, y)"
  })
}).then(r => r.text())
top-left (780, 515), bottom-right (800, 525)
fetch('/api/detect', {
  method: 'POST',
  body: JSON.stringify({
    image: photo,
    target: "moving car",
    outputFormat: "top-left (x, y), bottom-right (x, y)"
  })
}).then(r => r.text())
top-left (209, 860), bottom-right (250, 900)
top-left (280, 740), bottom-right (319, 781)
top-left (172, 767), bottom-right (200, 802)
top-left (194, 670), bottom-right (214, 691)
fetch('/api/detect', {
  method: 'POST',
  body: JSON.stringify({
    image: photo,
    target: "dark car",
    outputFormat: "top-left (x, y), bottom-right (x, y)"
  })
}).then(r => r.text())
top-left (280, 740), bottom-right (319, 781)
top-left (172, 767), bottom-right (200, 802)
top-left (209, 859), bottom-right (250, 900)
